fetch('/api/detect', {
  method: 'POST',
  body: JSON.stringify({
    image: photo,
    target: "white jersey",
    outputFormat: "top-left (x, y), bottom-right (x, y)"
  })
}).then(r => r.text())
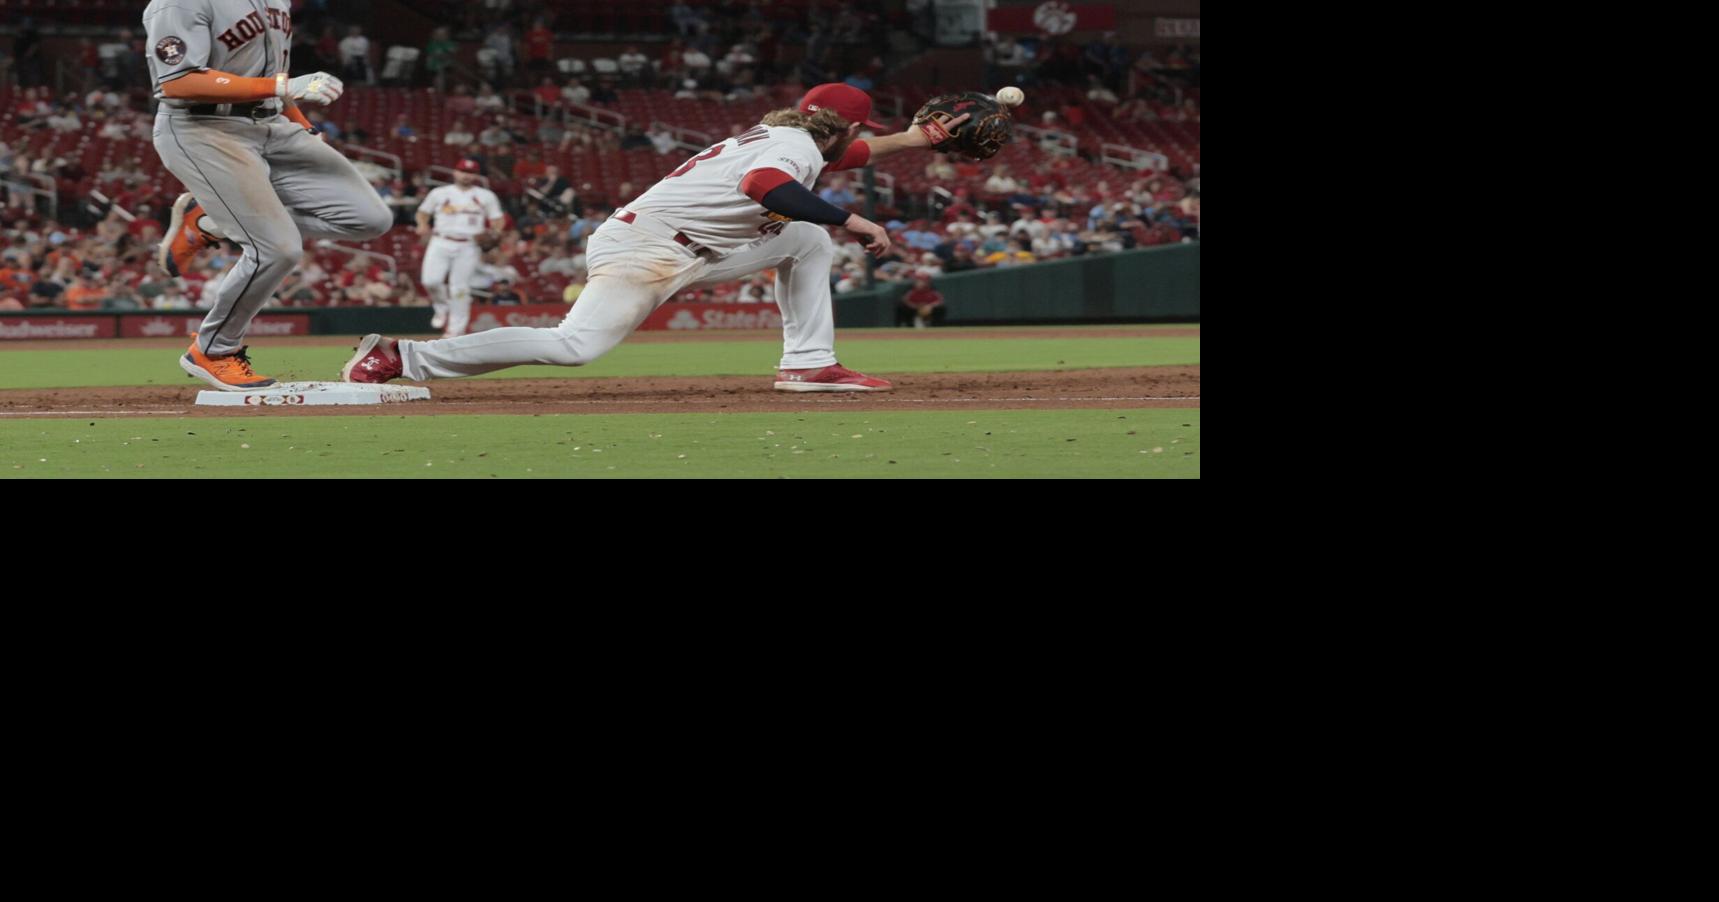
top-left (619, 124), bottom-right (829, 255)
top-left (419, 185), bottom-right (504, 239)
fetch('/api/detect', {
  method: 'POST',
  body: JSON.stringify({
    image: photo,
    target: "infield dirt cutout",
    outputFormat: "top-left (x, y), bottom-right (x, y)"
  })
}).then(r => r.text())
top-left (0, 329), bottom-right (1199, 418)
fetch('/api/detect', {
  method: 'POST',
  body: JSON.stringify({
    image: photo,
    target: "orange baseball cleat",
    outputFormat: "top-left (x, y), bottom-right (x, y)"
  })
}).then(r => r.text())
top-left (180, 333), bottom-right (277, 391)
top-left (158, 193), bottom-right (221, 277)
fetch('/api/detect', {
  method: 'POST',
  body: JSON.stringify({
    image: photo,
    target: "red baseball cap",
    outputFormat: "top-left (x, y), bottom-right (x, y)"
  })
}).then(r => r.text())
top-left (799, 83), bottom-right (885, 129)
top-left (456, 159), bottom-right (482, 173)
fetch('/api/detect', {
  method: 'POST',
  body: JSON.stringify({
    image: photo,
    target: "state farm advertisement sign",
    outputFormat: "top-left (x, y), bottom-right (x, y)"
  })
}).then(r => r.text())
top-left (644, 304), bottom-right (783, 331)
top-left (467, 303), bottom-right (782, 333)
top-left (0, 317), bottom-right (118, 340)
top-left (121, 314), bottom-right (311, 338)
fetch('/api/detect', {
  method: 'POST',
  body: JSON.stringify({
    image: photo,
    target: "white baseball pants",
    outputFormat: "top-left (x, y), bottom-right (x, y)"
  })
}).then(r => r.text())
top-left (397, 220), bottom-right (840, 380)
top-left (420, 236), bottom-right (482, 336)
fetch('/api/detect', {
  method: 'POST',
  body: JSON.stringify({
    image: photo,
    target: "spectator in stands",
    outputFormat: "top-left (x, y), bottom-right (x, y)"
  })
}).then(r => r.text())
top-left (393, 114), bottom-right (418, 142)
top-left (475, 83), bottom-right (508, 115)
top-left (63, 275), bottom-right (107, 310)
top-left (984, 240), bottom-right (1036, 267)
top-left (424, 27), bottom-right (458, 92)
top-left (674, 78), bottom-right (700, 100)
top-left (484, 23), bottom-right (517, 85)
top-left (447, 84), bottom-right (477, 116)
top-left (985, 165), bottom-right (1021, 197)
top-left (529, 167), bottom-right (574, 216)
top-left (340, 25), bottom-right (373, 84)
top-left (153, 280), bottom-right (192, 310)
top-left (592, 79), bottom-right (620, 104)
top-left (649, 125), bottom-right (678, 155)
top-left (818, 178), bottom-right (855, 207)
top-left (622, 122), bottom-right (653, 151)
top-left (479, 119), bottom-right (513, 149)
top-left (562, 78), bottom-right (591, 107)
top-left (443, 120), bottom-right (475, 148)
top-left (525, 19), bottom-right (554, 78)
top-left (903, 221), bottom-right (942, 253)
top-left (533, 77), bottom-right (561, 110)
top-left (900, 276), bottom-right (944, 329)
top-left (737, 275), bottom-right (772, 304)
top-left (492, 279), bottom-right (524, 305)
top-left (683, 44), bottom-right (713, 77)
top-left (619, 46), bottom-right (650, 84)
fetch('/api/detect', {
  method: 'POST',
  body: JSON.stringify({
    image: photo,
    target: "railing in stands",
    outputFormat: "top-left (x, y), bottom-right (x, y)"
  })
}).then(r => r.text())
top-left (426, 166), bottom-right (492, 188)
top-left (1016, 124), bottom-right (1079, 158)
top-left (928, 185), bottom-right (954, 214)
top-left (874, 91), bottom-right (907, 121)
top-left (564, 101), bottom-right (626, 133)
top-left (4, 173), bottom-right (58, 220)
top-left (314, 240), bottom-right (398, 278)
top-left (340, 143), bottom-right (404, 181)
top-left (1100, 143), bottom-right (1169, 172)
top-left (873, 171), bottom-right (895, 209)
top-left (650, 120), bottom-right (712, 152)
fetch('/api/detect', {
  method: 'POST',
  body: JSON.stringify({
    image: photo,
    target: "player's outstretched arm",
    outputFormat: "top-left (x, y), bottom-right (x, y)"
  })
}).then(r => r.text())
top-left (835, 113), bottom-right (973, 167)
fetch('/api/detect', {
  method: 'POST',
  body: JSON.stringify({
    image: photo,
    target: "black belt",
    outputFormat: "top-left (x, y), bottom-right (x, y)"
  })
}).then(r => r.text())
top-left (187, 102), bottom-right (279, 120)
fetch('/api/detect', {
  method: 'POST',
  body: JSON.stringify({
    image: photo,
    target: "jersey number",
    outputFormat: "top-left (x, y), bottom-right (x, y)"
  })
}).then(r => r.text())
top-left (667, 144), bottom-right (725, 179)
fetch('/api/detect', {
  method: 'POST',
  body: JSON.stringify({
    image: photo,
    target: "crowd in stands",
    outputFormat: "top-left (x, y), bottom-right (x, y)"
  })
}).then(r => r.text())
top-left (1, 6), bottom-right (1198, 321)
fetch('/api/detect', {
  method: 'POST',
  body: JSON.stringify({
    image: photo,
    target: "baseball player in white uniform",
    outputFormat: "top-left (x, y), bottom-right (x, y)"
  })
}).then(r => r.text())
top-left (417, 159), bottom-right (507, 338)
top-left (343, 84), bottom-right (969, 392)
top-left (145, 0), bottom-right (393, 390)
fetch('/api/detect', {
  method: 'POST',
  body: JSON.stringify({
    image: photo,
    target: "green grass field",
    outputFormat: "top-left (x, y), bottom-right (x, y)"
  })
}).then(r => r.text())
top-left (0, 327), bottom-right (1200, 478)
top-left (1, 409), bottom-right (1200, 478)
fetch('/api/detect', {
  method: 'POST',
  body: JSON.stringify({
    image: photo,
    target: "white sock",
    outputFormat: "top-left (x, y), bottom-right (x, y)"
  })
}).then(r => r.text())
top-left (195, 213), bottom-right (225, 240)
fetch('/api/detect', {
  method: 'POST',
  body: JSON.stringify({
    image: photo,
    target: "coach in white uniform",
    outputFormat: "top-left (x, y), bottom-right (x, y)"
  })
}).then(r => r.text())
top-left (417, 158), bottom-right (506, 337)
top-left (345, 84), bottom-right (970, 392)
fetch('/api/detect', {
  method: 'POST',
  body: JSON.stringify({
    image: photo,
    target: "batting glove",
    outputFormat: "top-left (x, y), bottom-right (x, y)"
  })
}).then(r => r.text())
top-left (278, 72), bottom-right (345, 106)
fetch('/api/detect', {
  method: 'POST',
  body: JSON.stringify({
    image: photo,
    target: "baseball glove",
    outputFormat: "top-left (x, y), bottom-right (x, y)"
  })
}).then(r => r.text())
top-left (913, 92), bottom-right (1014, 161)
top-left (475, 231), bottom-right (501, 251)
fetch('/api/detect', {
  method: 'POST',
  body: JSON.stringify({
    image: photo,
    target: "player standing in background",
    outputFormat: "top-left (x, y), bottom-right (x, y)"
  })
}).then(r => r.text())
top-left (145, 0), bottom-right (393, 390)
top-left (342, 84), bottom-right (968, 392)
top-left (416, 160), bottom-right (507, 338)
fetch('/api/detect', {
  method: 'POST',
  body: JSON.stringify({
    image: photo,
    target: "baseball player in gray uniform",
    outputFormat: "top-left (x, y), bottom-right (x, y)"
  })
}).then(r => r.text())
top-left (145, 0), bottom-right (393, 389)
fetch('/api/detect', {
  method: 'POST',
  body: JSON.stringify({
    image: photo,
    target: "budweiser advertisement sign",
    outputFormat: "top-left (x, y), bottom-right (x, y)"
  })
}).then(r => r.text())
top-left (988, 2), bottom-right (1117, 36)
top-left (121, 314), bottom-right (311, 338)
top-left (0, 317), bottom-right (119, 340)
top-left (467, 303), bottom-right (783, 333)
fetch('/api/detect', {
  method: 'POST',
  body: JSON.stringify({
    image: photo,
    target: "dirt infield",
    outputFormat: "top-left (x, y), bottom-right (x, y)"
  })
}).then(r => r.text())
top-left (0, 326), bottom-right (1197, 352)
top-left (0, 366), bottom-right (1199, 418)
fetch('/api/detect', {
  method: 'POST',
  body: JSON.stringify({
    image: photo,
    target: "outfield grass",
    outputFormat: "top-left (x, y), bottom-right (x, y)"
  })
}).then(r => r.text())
top-left (0, 409), bottom-right (1201, 478)
top-left (0, 334), bottom-right (1202, 390)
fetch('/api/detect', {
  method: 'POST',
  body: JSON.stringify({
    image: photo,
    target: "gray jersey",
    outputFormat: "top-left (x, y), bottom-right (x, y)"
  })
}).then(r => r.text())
top-left (143, 0), bottom-right (293, 109)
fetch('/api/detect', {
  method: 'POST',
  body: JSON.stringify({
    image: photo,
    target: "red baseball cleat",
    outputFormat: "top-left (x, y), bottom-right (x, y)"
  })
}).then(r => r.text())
top-left (341, 334), bottom-right (403, 383)
top-left (773, 363), bottom-right (893, 392)
top-left (159, 193), bottom-right (220, 277)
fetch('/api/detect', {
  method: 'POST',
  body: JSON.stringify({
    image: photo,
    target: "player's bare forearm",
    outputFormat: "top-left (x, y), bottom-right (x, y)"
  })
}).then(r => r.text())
top-left (864, 113), bottom-right (974, 162)
top-left (861, 131), bottom-right (929, 162)
top-left (159, 70), bottom-right (279, 104)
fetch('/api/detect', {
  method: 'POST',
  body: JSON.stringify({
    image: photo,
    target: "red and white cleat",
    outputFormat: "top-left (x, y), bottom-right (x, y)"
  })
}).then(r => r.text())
top-left (340, 334), bottom-right (403, 383)
top-left (773, 363), bottom-right (893, 392)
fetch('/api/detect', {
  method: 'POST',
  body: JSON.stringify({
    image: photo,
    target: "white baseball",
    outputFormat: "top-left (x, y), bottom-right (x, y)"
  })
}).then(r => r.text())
top-left (996, 87), bottom-right (1025, 107)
